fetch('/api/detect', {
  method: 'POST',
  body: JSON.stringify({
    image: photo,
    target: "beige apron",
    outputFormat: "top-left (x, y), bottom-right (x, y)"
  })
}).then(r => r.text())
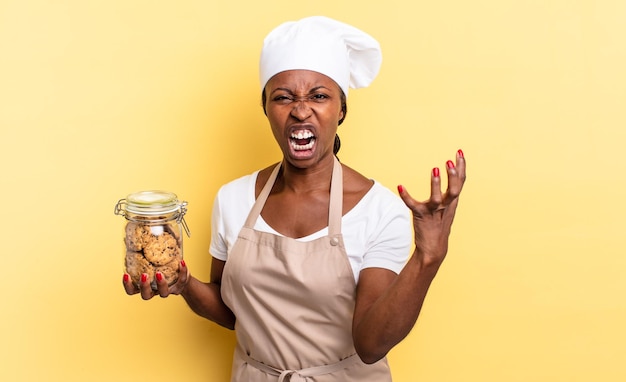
top-left (221, 158), bottom-right (392, 382)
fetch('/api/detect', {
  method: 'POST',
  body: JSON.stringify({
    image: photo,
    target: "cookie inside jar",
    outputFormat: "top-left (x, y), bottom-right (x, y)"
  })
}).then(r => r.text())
top-left (115, 190), bottom-right (190, 290)
top-left (124, 220), bottom-right (183, 288)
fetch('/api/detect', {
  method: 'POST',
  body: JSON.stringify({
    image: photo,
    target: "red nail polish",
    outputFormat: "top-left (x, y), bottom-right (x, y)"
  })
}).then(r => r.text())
top-left (446, 160), bottom-right (455, 169)
top-left (457, 149), bottom-right (464, 158)
top-left (180, 259), bottom-right (186, 268)
top-left (141, 273), bottom-right (148, 283)
top-left (433, 167), bottom-right (440, 177)
top-left (123, 274), bottom-right (130, 283)
top-left (156, 272), bottom-right (163, 282)
top-left (397, 185), bottom-right (404, 194)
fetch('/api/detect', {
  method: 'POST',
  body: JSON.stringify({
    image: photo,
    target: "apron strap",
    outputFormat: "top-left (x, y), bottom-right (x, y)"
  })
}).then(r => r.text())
top-left (243, 161), bottom-right (282, 229)
top-left (328, 156), bottom-right (343, 237)
top-left (240, 348), bottom-right (360, 381)
top-left (243, 157), bottom-right (344, 237)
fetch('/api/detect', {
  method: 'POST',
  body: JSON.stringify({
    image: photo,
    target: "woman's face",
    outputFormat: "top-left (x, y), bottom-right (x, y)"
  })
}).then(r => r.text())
top-left (264, 70), bottom-right (345, 169)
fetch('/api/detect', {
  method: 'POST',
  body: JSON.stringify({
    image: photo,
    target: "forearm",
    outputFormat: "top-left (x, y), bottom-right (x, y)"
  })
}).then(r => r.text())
top-left (181, 276), bottom-right (236, 330)
top-left (353, 253), bottom-right (441, 364)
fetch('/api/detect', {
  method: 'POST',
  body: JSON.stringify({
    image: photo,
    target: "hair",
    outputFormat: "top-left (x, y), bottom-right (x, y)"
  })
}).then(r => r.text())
top-left (261, 87), bottom-right (348, 156)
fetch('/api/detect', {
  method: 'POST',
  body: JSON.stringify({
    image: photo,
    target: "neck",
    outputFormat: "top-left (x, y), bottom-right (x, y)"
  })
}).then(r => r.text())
top-left (279, 155), bottom-right (336, 193)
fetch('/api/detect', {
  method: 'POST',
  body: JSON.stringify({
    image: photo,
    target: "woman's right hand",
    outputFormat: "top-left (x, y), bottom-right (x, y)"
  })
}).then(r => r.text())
top-left (122, 260), bottom-right (190, 300)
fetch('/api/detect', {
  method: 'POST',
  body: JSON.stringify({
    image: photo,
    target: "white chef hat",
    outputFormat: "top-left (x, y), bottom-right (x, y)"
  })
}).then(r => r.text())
top-left (259, 16), bottom-right (382, 96)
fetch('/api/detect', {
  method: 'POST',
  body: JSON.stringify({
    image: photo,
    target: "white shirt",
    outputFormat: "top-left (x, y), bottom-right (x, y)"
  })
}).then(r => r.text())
top-left (210, 170), bottom-right (412, 283)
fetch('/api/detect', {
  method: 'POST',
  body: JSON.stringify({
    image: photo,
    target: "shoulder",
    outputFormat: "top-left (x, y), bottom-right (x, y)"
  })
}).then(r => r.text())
top-left (213, 163), bottom-right (280, 211)
top-left (214, 168), bottom-right (265, 210)
top-left (340, 163), bottom-right (376, 213)
top-left (341, 163), bottom-right (373, 193)
top-left (253, 163), bottom-right (281, 198)
top-left (217, 172), bottom-right (256, 199)
top-left (356, 181), bottom-right (409, 219)
top-left (210, 171), bottom-right (258, 260)
top-left (341, 162), bottom-right (406, 211)
top-left (343, 179), bottom-right (411, 278)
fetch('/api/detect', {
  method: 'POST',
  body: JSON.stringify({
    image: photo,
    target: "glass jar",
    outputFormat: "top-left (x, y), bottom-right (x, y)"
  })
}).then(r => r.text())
top-left (114, 190), bottom-right (190, 289)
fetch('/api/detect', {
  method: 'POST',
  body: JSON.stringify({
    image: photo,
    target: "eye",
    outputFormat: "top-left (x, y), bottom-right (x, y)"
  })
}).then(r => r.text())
top-left (272, 95), bottom-right (294, 104)
top-left (310, 93), bottom-right (329, 102)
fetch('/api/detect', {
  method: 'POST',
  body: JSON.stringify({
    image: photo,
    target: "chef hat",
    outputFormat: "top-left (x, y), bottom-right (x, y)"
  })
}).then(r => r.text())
top-left (259, 16), bottom-right (382, 96)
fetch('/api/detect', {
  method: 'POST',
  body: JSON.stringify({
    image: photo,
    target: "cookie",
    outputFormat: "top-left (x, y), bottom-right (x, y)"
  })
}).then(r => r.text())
top-left (164, 222), bottom-right (182, 247)
top-left (143, 232), bottom-right (180, 266)
top-left (125, 250), bottom-right (155, 286)
top-left (124, 222), bottom-right (151, 251)
top-left (155, 256), bottom-right (181, 286)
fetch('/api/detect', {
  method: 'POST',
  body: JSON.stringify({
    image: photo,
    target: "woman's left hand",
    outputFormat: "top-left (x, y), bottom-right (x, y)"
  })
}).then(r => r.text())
top-left (397, 149), bottom-right (466, 268)
top-left (352, 150), bottom-right (466, 363)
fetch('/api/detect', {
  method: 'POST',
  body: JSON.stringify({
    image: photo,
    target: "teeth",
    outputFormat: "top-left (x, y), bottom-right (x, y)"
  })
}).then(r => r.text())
top-left (289, 129), bottom-right (315, 150)
top-left (291, 130), bottom-right (314, 139)
top-left (290, 139), bottom-right (315, 150)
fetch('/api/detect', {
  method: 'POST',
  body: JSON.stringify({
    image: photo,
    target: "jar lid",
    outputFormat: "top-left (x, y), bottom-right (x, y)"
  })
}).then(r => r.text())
top-left (114, 190), bottom-right (186, 217)
top-left (124, 190), bottom-right (180, 215)
top-left (114, 190), bottom-right (191, 237)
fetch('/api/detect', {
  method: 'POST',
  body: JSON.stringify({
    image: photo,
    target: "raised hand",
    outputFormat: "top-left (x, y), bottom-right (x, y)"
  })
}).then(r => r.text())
top-left (397, 150), bottom-right (466, 268)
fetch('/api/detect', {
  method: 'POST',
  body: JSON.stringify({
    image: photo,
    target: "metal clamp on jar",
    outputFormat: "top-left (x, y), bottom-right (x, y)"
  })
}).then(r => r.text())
top-left (114, 190), bottom-right (190, 289)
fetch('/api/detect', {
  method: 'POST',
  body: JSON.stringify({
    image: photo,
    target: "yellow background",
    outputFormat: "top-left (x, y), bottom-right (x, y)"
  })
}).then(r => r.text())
top-left (1, 0), bottom-right (625, 381)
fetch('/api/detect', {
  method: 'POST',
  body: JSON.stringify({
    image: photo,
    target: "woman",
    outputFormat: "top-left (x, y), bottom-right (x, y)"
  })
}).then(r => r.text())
top-left (123, 16), bottom-right (466, 381)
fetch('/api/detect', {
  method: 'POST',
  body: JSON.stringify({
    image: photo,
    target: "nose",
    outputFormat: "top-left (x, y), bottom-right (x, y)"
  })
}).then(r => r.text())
top-left (290, 100), bottom-right (312, 121)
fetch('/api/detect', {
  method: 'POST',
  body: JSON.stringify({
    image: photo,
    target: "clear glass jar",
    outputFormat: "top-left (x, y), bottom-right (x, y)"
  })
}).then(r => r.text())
top-left (114, 190), bottom-right (190, 289)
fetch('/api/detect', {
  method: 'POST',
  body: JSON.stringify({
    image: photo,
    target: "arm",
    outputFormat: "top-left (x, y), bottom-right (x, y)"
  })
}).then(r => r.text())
top-left (122, 257), bottom-right (236, 330)
top-left (180, 258), bottom-right (236, 329)
top-left (352, 150), bottom-right (466, 364)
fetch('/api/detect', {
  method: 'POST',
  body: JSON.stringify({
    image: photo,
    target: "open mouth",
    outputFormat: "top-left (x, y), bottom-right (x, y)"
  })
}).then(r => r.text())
top-left (290, 130), bottom-right (316, 151)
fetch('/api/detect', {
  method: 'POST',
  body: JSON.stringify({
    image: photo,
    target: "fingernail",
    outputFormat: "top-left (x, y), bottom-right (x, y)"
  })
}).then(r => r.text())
top-left (446, 160), bottom-right (455, 169)
top-left (180, 259), bottom-right (186, 268)
top-left (433, 167), bottom-right (440, 177)
top-left (156, 272), bottom-right (163, 282)
top-left (123, 274), bottom-right (130, 283)
top-left (457, 149), bottom-right (464, 158)
top-left (141, 273), bottom-right (148, 283)
top-left (397, 185), bottom-right (404, 194)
